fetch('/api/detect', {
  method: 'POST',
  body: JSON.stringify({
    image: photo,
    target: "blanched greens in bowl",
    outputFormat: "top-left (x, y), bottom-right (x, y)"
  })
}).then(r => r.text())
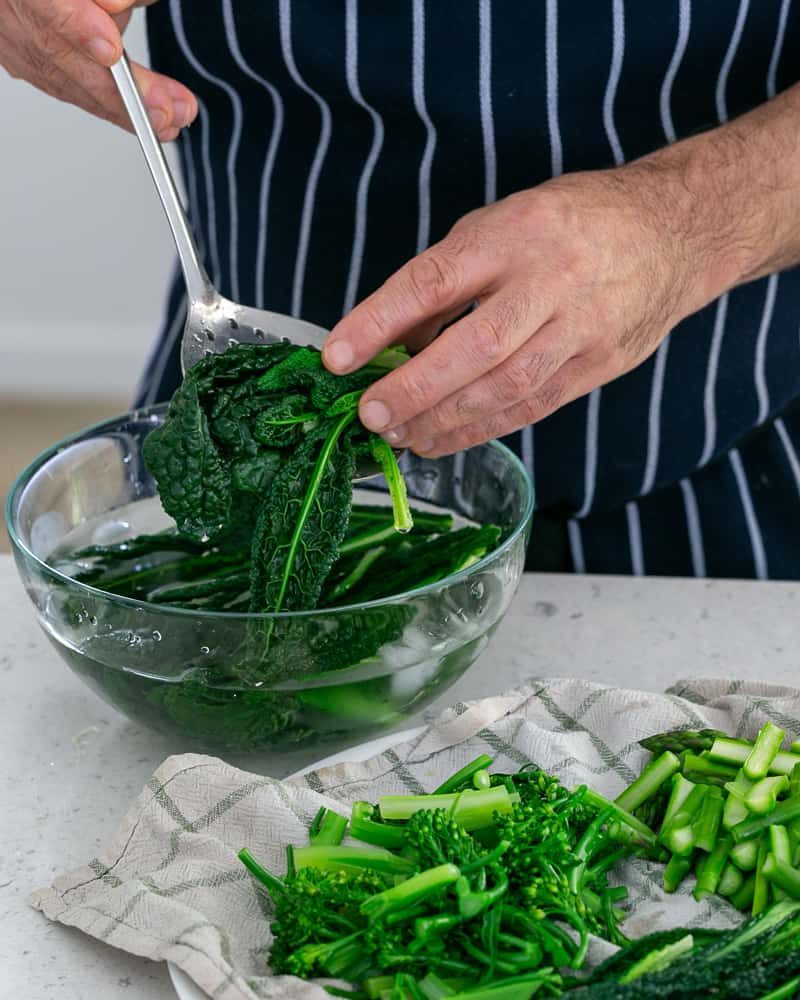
top-left (7, 344), bottom-right (533, 750)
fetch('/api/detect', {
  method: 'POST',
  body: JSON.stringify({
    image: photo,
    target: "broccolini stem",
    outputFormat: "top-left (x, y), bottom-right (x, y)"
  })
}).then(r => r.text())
top-left (292, 844), bottom-right (416, 876)
top-left (378, 786), bottom-right (514, 831)
top-left (615, 751), bottom-right (680, 813)
top-left (744, 721), bottom-right (787, 780)
top-left (238, 848), bottom-right (285, 897)
top-left (350, 801), bottom-right (406, 850)
top-left (361, 863), bottom-right (461, 920)
top-left (434, 755), bottom-right (495, 795)
top-left (309, 806), bottom-right (348, 846)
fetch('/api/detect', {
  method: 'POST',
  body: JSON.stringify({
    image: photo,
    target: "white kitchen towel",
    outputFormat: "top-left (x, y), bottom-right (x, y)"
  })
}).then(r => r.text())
top-left (31, 676), bottom-right (800, 1000)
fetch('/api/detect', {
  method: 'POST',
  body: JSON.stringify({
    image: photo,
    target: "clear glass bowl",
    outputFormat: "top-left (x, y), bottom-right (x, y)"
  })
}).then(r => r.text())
top-left (6, 405), bottom-right (534, 752)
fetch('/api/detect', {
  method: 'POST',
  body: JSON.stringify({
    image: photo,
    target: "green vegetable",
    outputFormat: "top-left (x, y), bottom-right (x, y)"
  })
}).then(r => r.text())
top-left (309, 806), bottom-right (348, 847)
top-left (693, 834), bottom-right (731, 900)
top-left (638, 728), bottom-right (727, 756)
top-left (744, 722), bottom-right (787, 781)
top-left (572, 901), bottom-right (800, 998)
top-left (614, 751), bottom-right (680, 813)
top-left (708, 736), bottom-right (800, 777)
top-left (763, 855), bottom-right (800, 900)
top-left (241, 758), bottom-right (637, 993)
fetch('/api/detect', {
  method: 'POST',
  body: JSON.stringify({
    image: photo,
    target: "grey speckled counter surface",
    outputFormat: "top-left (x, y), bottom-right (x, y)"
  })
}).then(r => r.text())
top-left (1, 554), bottom-right (797, 999)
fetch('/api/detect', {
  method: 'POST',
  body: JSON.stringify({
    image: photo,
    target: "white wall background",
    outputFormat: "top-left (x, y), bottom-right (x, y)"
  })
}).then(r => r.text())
top-left (0, 13), bottom-right (177, 401)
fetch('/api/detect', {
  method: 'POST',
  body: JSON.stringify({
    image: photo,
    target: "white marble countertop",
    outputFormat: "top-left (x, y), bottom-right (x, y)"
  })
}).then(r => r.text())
top-left (1, 553), bottom-right (797, 999)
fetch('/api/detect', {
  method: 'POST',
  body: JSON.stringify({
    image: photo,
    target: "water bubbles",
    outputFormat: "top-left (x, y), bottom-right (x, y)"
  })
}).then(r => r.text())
top-left (254, 328), bottom-right (265, 340)
top-left (204, 328), bottom-right (214, 342)
top-left (228, 337), bottom-right (239, 349)
top-left (192, 331), bottom-right (203, 345)
top-left (229, 317), bottom-right (239, 330)
top-left (200, 645), bottom-right (210, 655)
top-left (152, 630), bottom-right (162, 642)
top-left (89, 616), bottom-right (98, 627)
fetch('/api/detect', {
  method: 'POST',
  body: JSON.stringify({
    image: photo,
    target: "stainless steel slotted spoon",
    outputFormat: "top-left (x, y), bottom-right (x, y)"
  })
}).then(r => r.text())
top-left (110, 52), bottom-right (328, 370)
top-left (111, 52), bottom-right (385, 479)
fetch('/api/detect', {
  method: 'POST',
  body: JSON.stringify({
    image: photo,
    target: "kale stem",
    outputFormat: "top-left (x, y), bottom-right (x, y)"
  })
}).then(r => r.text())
top-left (271, 409), bottom-right (357, 616)
top-left (370, 437), bottom-right (413, 533)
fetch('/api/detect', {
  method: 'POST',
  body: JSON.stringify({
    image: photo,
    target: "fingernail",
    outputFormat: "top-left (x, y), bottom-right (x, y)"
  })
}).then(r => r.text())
top-left (383, 425), bottom-right (406, 445)
top-left (172, 100), bottom-right (192, 126)
top-left (360, 400), bottom-right (392, 431)
top-left (148, 107), bottom-right (168, 131)
top-left (414, 439), bottom-right (436, 455)
top-left (88, 37), bottom-right (117, 65)
top-left (325, 340), bottom-right (355, 373)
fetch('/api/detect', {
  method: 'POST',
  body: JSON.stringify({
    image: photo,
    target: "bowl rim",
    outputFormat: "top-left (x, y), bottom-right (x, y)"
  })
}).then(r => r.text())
top-left (5, 403), bottom-right (535, 620)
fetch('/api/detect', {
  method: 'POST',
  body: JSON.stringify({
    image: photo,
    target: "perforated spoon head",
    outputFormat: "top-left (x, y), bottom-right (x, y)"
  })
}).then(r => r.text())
top-left (110, 52), bottom-right (389, 481)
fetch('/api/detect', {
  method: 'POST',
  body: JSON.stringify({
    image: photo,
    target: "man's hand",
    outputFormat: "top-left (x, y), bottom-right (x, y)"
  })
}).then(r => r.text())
top-left (323, 85), bottom-right (800, 457)
top-left (0, 0), bottom-right (197, 141)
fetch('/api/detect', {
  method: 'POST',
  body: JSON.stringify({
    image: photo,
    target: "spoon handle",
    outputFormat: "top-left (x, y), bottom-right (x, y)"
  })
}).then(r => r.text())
top-left (110, 52), bottom-right (214, 306)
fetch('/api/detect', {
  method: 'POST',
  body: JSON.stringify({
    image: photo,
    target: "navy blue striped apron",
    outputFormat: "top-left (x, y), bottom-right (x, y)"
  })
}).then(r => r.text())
top-left (136, 0), bottom-right (800, 580)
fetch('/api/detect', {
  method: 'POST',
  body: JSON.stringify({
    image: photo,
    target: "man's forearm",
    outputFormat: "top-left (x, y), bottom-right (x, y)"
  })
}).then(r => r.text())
top-left (632, 82), bottom-right (800, 319)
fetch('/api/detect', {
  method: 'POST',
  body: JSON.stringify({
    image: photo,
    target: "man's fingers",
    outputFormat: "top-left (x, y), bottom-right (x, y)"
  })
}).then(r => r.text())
top-left (401, 304), bottom-right (466, 355)
top-left (2, 0), bottom-right (195, 138)
top-left (9, 0), bottom-right (121, 64)
top-left (324, 233), bottom-right (504, 375)
top-left (392, 320), bottom-right (577, 448)
top-left (356, 288), bottom-right (551, 435)
top-left (52, 43), bottom-right (196, 137)
top-left (415, 356), bottom-right (596, 457)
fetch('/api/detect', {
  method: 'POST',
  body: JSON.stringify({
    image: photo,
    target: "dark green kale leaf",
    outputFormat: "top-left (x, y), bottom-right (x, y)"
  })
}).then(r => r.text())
top-left (189, 342), bottom-right (295, 395)
top-left (142, 378), bottom-right (231, 541)
top-left (231, 452), bottom-right (282, 495)
top-left (253, 394), bottom-right (317, 448)
top-left (249, 412), bottom-right (357, 613)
